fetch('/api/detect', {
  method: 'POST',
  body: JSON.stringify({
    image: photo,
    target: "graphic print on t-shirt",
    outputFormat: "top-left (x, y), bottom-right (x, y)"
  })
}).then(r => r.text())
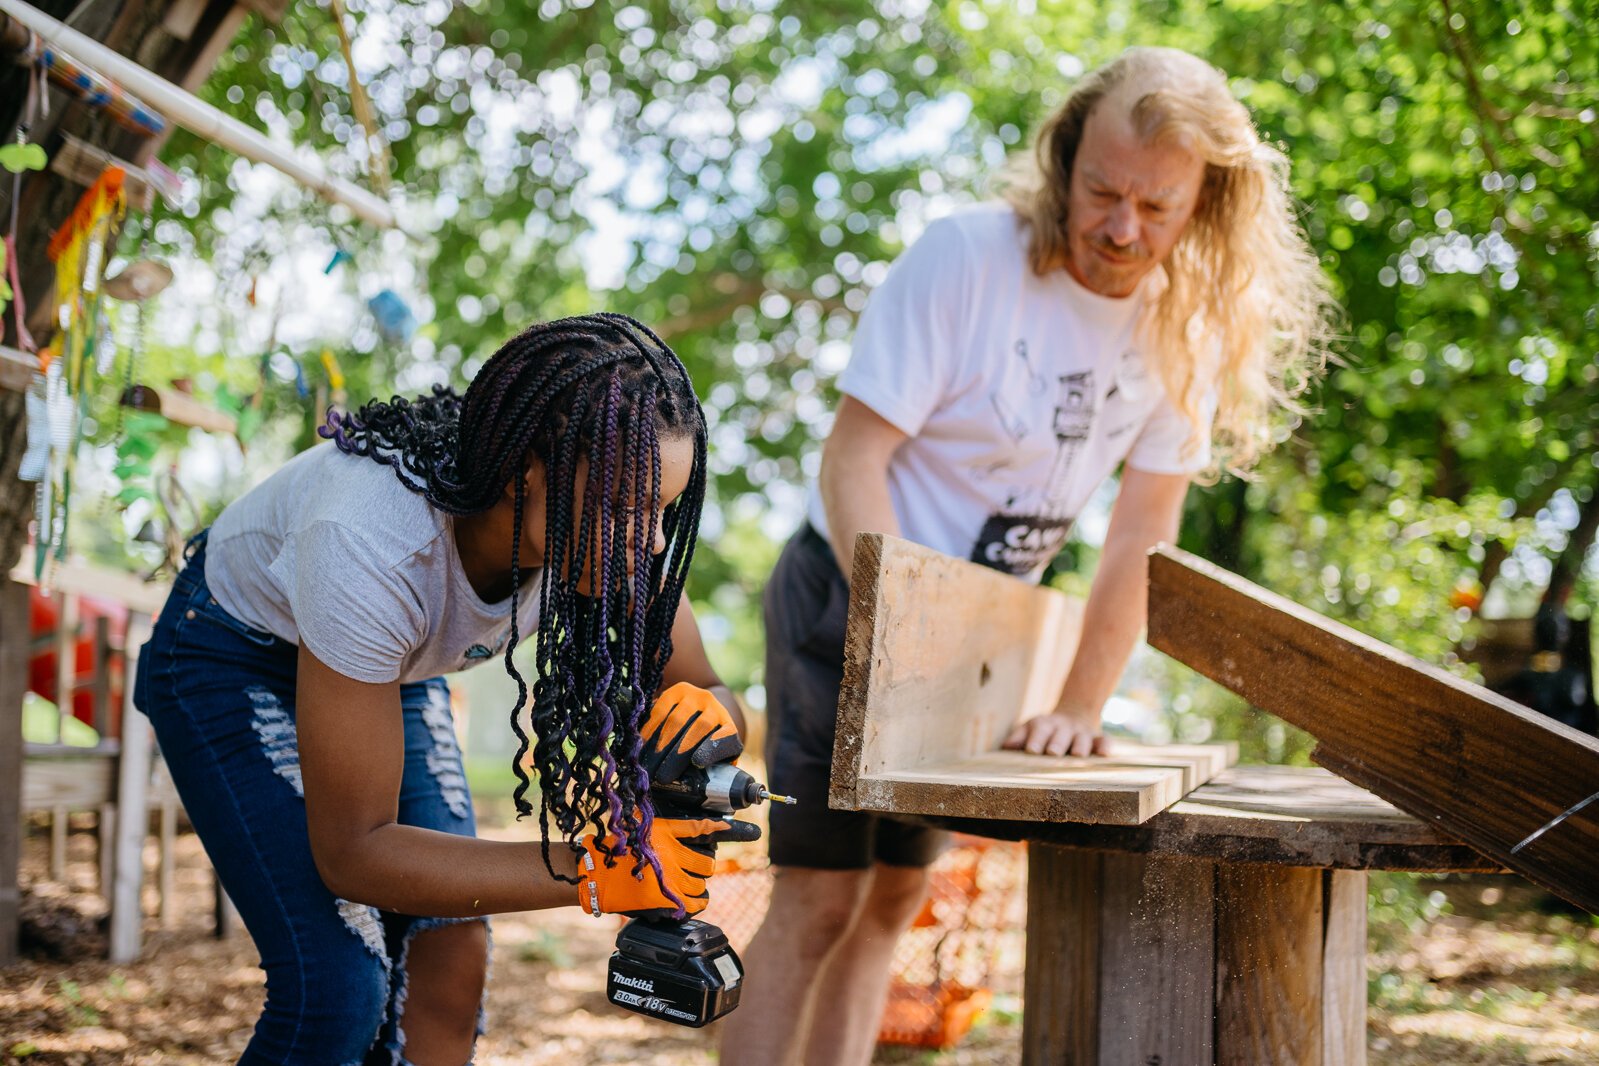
top-left (462, 631), bottom-right (509, 669)
top-left (989, 339), bottom-right (1050, 447)
top-left (971, 343), bottom-right (1102, 576)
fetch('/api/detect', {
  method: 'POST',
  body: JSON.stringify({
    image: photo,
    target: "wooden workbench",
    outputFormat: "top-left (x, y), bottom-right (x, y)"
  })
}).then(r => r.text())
top-left (905, 765), bottom-right (1497, 1065)
top-left (828, 535), bottom-right (1504, 1065)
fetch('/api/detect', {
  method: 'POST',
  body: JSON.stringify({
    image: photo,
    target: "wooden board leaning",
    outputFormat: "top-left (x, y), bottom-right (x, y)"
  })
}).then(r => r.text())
top-left (830, 533), bottom-right (1235, 826)
top-left (1147, 544), bottom-right (1599, 914)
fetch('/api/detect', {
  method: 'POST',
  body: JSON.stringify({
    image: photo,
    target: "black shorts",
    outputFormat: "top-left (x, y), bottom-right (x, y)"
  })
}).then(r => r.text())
top-left (762, 524), bottom-right (949, 870)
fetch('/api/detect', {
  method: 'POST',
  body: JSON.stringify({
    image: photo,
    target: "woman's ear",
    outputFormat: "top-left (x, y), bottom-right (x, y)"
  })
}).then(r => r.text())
top-left (508, 456), bottom-right (545, 502)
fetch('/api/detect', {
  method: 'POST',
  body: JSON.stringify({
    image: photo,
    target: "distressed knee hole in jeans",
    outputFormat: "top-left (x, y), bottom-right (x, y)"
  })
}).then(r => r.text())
top-left (335, 897), bottom-right (391, 970)
top-left (387, 916), bottom-right (491, 1066)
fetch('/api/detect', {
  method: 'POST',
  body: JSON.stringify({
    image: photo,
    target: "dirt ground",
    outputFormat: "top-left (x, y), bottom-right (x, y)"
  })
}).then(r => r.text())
top-left (3, 823), bottom-right (1597, 1065)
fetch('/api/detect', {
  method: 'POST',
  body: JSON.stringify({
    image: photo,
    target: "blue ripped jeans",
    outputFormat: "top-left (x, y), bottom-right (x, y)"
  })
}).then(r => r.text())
top-left (134, 531), bottom-right (488, 1066)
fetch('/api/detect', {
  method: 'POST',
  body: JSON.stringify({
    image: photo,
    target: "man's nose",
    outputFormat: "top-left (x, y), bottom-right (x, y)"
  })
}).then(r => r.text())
top-left (1105, 202), bottom-right (1140, 246)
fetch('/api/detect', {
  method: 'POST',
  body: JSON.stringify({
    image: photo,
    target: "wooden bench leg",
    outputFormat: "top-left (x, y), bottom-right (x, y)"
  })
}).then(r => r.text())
top-left (110, 679), bottom-right (154, 963)
top-left (215, 875), bottom-right (240, 939)
top-left (1022, 844), bottom-right (1367, 1066)
top-left (158, 802), bottom-right (177, 928)
top-left (50, 806), bottom-right (68, 881)
top-left (97, 803), bottom-right (116, 894)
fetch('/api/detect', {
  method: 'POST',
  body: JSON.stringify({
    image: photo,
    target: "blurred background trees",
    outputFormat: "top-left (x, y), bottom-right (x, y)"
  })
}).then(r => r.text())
top-left (36, 0), bottom-right (1597, 762)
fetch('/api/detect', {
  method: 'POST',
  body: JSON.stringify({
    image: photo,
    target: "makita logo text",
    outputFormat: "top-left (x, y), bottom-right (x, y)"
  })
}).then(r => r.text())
top-left (612, 974), bottom-right (655, 993)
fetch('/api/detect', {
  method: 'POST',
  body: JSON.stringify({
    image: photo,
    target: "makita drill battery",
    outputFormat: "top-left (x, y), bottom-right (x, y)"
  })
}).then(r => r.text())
top-left (607, 916), bottom-right (744, 1027)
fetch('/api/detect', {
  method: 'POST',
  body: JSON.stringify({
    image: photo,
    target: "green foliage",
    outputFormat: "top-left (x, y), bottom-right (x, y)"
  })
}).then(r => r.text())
top-left (126, 0), bottom-right (1595, 706)
top-left (515, 927), bottom-right (574, 969)
top-left (54, 979), bottom-right (100, 1027)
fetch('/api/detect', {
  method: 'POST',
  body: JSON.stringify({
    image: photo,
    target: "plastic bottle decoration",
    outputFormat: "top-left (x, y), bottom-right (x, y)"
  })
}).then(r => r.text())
top-left (367, 287), bottom-right (417, 344)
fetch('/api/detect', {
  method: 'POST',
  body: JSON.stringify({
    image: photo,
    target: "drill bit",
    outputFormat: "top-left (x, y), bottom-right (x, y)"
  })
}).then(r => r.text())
top-left (760, 788), bottom-right (797, 805)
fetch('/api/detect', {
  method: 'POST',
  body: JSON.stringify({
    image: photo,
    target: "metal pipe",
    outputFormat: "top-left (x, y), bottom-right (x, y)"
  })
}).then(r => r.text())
top-left (0, 0), bottom-right (396, 229)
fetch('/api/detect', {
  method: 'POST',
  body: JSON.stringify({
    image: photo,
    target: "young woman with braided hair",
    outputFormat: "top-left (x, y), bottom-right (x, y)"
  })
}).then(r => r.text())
top-left (134, 313), bottom-right (749, 1066)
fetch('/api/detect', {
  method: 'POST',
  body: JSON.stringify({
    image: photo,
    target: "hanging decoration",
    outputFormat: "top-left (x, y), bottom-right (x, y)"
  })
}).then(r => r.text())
top-left (367, 287), bottom-right (416, 344)
top-left (23, 166), bottom-right (128, 579)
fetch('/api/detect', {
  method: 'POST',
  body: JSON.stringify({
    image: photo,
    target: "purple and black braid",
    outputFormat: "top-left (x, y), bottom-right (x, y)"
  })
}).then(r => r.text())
top-left (321, 312), bottom-right (707, 888)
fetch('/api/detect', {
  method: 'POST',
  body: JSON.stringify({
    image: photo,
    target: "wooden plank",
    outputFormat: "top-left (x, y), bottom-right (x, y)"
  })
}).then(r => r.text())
top-left (161, 0), bottom-right (209, 40)
top-left (1322, 870), bottom-right (1368, 1066)
top-left (23, 756), bottom-right (118, 809)
top-left (856, 741), bottom-right (1236, 826)
top-left (832, 534), bottom-right (1231, 825)
top-left (1147, 545), bottom-right (1599, 913)
top-left (9, 557), bottom-right (171, 616)
top-left (899, 766), bottom-right (1498, 872)
top-left (240, 0), bottom-right (292, 21)
top-left (1215, 864), bottom-right (1324, 1065)
top-left (1096, 853), bottom-right (1215, 1066)
top-left (832, 533), bottom-right (1084, 812)
top-left (0, 345), bottom-right (35, 393)
top-left (1023, 844), bottom-right (1100, 1065)
top-left (48, 134), bottom-right (156, 213)
top-left (0, 578), bottom-right (27, 963)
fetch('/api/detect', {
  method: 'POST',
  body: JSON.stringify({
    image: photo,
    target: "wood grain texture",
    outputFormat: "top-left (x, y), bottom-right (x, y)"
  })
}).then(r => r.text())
top-left (1096, 853), bottom-right (1216, 1066)
top-left (1023, 848), bottom-right (1359, 1066)
top-left (1215, 864), bottom-right (1325, 1066)
top-left (832, 534), bottom-right (1232, 825)
top-left (23, 757), bottom-right (118, 809)
top-left (0, 579), bottom-right (26, 962)
top-left (895, 766), bottom-right (1497, 872)
top-left (0, 346), bottom-right (34, 394)
top-left (1322, 870), bottom-right (1369, 1066)
top-left (855, 743), bottom-right (1237, 826)
top-left (832, 533), bottom-right (1083, 811)
top-left (8, 556), bottom-right (171, 615)
top-left (1023, 844), bottom-right (1101, 1065)
top-left (1147, 545), bottom-right (1599, 912)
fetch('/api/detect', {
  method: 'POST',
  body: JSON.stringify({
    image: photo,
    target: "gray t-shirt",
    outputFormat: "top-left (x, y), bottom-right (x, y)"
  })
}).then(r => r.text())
top-left (206, 443), bottom-right (542, 684)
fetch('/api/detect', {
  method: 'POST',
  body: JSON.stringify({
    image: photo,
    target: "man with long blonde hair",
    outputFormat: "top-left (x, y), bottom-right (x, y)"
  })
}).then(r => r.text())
top-left (724, 46), bottom-right (1339, 1066)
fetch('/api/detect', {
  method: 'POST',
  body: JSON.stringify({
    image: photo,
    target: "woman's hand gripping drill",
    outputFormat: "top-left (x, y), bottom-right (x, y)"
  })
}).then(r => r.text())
top-left (575, 684), bottom-right (761, 919)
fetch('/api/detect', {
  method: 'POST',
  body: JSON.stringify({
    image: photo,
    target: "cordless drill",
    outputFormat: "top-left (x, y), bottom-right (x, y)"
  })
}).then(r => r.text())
top-left (605, 762), bottom-right (795, 1028)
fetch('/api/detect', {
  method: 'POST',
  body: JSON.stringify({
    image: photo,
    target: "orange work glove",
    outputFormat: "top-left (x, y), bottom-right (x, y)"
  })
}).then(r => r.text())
top-left (575, 815), bottom-right (756, 919)
top-left (639, 682), bottom-right (743, 785)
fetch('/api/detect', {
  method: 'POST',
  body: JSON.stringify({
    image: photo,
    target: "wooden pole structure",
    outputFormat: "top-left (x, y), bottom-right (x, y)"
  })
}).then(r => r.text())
top-left (0, 579), bottom-right (27, 963)
top-left (108, 612), bottom-right (152, 962)
top-left (0, 0), bottom-right (396, 227)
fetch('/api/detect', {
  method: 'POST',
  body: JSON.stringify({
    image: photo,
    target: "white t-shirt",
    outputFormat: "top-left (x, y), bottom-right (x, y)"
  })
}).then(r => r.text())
top-left (205, 443), bottom-right (542, 684)
top-left (807, 202), bottom-right (1212, 579)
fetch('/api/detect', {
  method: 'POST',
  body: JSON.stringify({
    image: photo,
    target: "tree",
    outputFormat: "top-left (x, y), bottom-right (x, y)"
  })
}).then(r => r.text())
top-left (9, 0), bottom-right (1594, 695)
